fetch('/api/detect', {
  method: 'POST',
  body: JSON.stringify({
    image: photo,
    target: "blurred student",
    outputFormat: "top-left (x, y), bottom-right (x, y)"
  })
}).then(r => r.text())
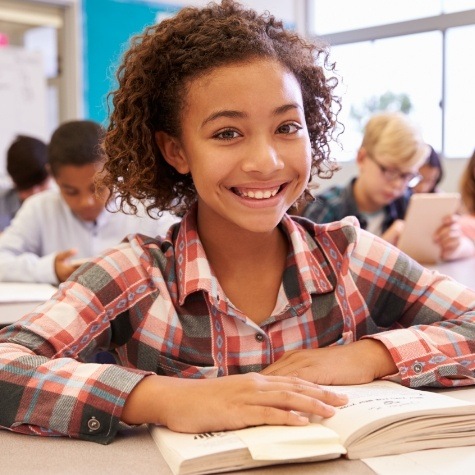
top-left (0, 135), bottom-right (50, 231)
top-left (301, 112), bottom-right (470, 260)
top-left (0, 120), bottom-right (178, 284)
top-left (302, 112), bottom-right (427, 244)
top-left (412, 145), bottom-right (444, 193)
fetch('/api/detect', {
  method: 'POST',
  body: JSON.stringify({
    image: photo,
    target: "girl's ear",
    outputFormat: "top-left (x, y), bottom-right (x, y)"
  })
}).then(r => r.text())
top-left (154, 131), bottom-right (190, 174)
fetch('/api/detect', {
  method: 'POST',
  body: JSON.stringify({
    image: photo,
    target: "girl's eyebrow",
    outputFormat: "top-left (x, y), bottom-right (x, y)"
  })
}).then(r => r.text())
top-left (200, 103), bottom-right (303, 129)
top-left (273, 103), bottom-right (303, 116)
top-left (201, 110), bottom-right (246, 128)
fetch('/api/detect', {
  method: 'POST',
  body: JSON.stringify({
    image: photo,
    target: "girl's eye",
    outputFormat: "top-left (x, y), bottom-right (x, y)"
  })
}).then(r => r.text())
top-left (277, 123), bottom-right (302, 135)
top-left (214, 129), bottom-right (240, 140)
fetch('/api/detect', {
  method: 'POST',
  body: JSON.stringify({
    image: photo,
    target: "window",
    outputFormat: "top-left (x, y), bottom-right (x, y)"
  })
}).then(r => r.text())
top-left (308, 1), bottom-right (475, 160)
top-left (445, 24), bottom-right (475, 158)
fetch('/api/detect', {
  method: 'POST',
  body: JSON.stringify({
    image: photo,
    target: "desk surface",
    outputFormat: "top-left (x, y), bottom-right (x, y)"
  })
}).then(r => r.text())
top-left (0, 425), bottom-right (374, 475)
top-left (0, 282), bottom-right (57, 325)
top-left (426, 256), bottom-right (475, 289)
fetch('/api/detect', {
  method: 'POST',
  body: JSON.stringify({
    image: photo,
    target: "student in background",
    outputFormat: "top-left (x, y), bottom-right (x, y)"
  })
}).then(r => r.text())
top-left (301, 113), bottom-right (469, 260)
top-left (0, 0), bottom-right (474, 445)
top-left (301, 112), bottom-right (427, 244)
top-left (412, 145), bottom-right (444, 193)
top-left (0, 135), bottom-right (50, 231)
top-left (0, 120), bottom-right (178, 284)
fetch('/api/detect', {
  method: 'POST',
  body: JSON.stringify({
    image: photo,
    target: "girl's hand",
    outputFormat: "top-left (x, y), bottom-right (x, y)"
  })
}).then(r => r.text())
top-left (261, 340), bottom-right (398, 385)
top-left (434, 215), bottom-right (475, 261)
top-left (122, 373), bottom-right (348, 433)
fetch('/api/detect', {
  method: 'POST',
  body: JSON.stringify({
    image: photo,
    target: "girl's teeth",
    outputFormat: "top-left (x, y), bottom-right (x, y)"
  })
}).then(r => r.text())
top-left (240, 188), bottom-right (279, 199)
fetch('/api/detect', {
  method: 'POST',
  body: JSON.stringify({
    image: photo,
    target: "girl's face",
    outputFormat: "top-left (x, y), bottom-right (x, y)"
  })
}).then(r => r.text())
top-left (158, 58), bottom-right (312, 235)
top-left (412, 164), bottom-right (440, 193)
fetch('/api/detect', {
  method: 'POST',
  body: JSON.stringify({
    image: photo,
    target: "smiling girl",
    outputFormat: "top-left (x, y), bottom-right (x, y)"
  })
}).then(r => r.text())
top-left (0, 0), bottom-right (474, 444)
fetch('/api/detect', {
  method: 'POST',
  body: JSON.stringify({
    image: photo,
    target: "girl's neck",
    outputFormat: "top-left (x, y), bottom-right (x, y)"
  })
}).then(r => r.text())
top-left (198, 218), bottom-right (287, 273)
top-left (196, 209), bottom-right (289, 324)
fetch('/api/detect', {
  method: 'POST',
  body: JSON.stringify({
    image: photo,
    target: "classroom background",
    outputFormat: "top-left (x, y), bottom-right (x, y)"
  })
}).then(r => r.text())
top-left (0, 0), bottom-right (474, 192)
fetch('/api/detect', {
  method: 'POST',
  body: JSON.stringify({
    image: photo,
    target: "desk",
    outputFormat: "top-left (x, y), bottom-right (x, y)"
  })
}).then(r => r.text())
top-left (0, 301), bottom-right (44, 326)
top-left (0, 426), bottom-right (373, 475)
top-left (426, 256), bottom-right (475, 289)
top-left (0, 282), bottom-right (56, 326)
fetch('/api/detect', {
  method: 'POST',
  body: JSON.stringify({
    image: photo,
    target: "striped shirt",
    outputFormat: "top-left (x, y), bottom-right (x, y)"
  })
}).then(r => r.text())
top-left (0, 207), bottom-right (474, 444)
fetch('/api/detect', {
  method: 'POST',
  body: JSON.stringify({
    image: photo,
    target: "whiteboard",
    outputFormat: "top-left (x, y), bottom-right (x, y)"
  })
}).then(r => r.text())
top-left (0, 47), bottom-right (48, 186)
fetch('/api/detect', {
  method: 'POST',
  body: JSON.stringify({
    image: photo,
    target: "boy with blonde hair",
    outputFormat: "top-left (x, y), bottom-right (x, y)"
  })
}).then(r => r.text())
top-left (302, 112), bottom-right (470, 259)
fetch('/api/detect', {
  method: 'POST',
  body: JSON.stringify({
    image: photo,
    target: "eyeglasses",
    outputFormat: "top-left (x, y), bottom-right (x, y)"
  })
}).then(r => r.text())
top-left (367, 154), bottom-right (422, 188)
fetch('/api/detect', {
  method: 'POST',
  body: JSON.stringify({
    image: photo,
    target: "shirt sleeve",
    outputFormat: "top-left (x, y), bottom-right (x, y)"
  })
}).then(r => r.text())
top-left (0, 199), bottom-right (58, 284)
top-left (0, 243), bottom-right (157, 443)
top-left (349, 228), bottom-right (475, 388)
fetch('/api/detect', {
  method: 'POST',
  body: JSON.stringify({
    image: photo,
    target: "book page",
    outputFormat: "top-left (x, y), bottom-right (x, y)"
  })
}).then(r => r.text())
top-left (317, 381), bottom-right (475, 446)
top-left (235, 424), bottom-right (346, 460)
top-left (150, 423), bottom-right (345, 462)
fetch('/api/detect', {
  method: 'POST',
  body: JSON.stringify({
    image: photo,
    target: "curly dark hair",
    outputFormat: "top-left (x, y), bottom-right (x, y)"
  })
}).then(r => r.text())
top-left (101, 0), bottom-right (340, 216)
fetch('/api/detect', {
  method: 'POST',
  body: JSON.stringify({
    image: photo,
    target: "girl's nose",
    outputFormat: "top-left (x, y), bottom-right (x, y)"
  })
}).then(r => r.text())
top-left (241, 140), bottom-right (284, 174)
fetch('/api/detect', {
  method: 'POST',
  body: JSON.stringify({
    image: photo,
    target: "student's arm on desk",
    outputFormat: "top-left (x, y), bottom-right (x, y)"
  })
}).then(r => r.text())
top-left (0, 201), bottom-right (58, 284)
top-left (263, 229), bottom-right (475, 388)
top-left (122, 372), bottom-right (347, 434)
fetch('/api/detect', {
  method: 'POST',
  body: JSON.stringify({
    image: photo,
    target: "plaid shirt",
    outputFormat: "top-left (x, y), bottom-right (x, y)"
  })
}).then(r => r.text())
top-left (302, 178), bottom-right (411, 234)
top-left (0, 207), bottom-right (474, 444)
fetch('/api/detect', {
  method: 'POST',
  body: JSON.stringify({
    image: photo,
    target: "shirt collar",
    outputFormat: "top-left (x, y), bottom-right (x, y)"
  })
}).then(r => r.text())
top-left (174, 207), bottom-right (336, 308)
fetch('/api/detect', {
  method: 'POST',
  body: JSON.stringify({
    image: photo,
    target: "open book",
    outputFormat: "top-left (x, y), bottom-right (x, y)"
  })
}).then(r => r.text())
top-left (148, 380), bottom-right (475, 475)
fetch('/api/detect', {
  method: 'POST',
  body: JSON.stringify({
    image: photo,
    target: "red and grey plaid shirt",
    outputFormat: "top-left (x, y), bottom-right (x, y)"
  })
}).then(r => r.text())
top-left (1, 208), bottom-right (474, 444)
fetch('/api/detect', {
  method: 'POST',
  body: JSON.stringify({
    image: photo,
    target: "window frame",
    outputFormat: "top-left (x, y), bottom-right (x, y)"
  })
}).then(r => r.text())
top-left (303, 4), bottom-right (475, 158)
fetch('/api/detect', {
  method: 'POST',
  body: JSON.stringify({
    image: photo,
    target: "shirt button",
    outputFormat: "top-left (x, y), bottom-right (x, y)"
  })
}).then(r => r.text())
top-left (87, 417), bottom-right (101, 431)
top-left (413, 363), bottom-right (423, 374)
top-left (255, 333), bottom-right (264, 342)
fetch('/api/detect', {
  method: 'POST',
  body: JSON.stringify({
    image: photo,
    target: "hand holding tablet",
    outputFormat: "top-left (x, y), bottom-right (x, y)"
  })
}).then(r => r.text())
top-left (397, 193), bottom-right (461, 264)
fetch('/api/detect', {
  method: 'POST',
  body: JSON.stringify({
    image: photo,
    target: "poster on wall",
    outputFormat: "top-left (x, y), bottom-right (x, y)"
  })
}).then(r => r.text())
top-left (0, 47), bottom-right (47, 186)
top-left (82, 0), bottom-right (178, 125)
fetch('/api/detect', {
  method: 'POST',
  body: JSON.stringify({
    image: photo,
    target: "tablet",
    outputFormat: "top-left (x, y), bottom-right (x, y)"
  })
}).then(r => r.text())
top-left (397, 193), bottom-right (461, 264)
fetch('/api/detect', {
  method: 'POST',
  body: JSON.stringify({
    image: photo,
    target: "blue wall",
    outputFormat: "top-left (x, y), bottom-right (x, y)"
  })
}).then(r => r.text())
top-left (82, 0), bottom-right (179, 125)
